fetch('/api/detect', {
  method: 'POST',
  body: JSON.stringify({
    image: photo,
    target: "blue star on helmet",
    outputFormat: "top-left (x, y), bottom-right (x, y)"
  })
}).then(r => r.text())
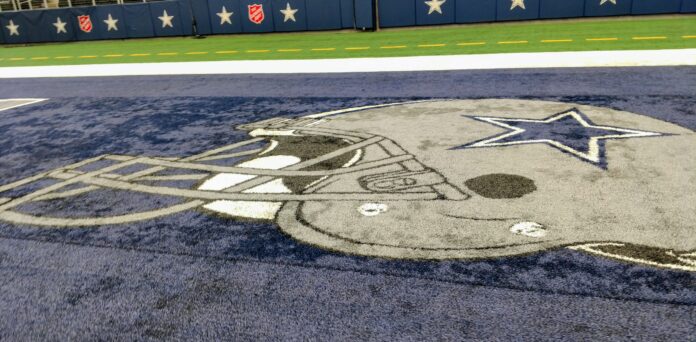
top-left (453, 108), bottom-right (666, 169)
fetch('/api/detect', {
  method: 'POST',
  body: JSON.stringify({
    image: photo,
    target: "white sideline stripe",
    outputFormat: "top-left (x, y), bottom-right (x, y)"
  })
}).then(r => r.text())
top-left (0, 49), bottom-right (695, 78)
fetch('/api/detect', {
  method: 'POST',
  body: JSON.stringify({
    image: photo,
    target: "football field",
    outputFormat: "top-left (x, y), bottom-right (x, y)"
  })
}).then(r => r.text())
top-left (0, 13), bottom-right (695, 341)
top-left (1, 15), bottom-right (695, 66)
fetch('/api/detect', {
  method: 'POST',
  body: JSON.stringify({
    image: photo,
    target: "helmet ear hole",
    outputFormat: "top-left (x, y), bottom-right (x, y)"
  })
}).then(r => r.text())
top-left (464, 174), bottom-right (536, 199)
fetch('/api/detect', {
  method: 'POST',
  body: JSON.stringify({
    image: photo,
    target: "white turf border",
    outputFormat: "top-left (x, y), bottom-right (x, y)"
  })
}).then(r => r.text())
top-left (1, 49), bottom-right (695, 78)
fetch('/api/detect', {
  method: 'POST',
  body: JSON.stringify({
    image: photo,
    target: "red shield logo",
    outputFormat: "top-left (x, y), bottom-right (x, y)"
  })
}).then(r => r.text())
top-left (248, 4), bottom-right (265, 24)
top-left (78, 15), bottom-right (92, 33)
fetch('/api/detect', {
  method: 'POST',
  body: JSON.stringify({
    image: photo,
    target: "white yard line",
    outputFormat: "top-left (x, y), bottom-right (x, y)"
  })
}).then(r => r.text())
top-left (1, 49), bottom-right (695, 78)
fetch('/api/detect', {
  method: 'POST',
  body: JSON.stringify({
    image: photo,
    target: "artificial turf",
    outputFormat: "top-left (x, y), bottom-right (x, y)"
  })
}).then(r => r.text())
top-left (1, 15), bottom-right (695, 66)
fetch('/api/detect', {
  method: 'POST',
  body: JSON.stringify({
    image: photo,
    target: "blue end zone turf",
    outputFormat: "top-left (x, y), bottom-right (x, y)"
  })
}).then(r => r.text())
top-left (0, 67), bottom-right (694, 339)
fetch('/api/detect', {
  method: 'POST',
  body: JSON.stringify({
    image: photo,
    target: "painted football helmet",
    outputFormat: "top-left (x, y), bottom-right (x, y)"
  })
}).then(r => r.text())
top-left (0, 99), bottom-right (694, 270)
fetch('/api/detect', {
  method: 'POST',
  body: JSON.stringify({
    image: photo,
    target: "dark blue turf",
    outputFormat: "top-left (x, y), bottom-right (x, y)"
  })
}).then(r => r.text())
top-left (0, 67), bottom-right (694, 340)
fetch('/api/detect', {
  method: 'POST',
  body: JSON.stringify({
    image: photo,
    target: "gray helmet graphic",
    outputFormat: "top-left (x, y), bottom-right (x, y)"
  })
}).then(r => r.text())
top-left (1, 99), bottom-right (694, 270)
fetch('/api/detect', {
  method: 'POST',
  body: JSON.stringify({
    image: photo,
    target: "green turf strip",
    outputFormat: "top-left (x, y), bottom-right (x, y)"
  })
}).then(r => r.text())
top-left (1, 15), bottom-right (695, 67)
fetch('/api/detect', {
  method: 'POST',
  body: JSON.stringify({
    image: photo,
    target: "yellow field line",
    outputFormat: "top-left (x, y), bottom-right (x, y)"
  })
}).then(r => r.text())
top-left (497, 40), bottom-right (528, 44)
top-left (586, 37), bottom-right (619, 41)
top-left (632, 36), bottom-right (667, 40)
top-left (6, 32), bottom-right (693, 63)
top-left (541, 39), bottom-right (573, 43)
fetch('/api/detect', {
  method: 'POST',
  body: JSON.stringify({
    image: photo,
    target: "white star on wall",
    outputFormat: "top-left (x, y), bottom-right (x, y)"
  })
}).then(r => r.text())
top-left (510, 0), bottom-right (526, 10)
top-left (5, 20), bottom-right (19, 36)
top-left (217, 6), bottom-right (233, 25)
top-left (158, 10), bottom-right (174, 28)
top-left (53, 17), bottom-right (67, 34)
top-left (424, 0), bottom-right (446, 15)
top-left (280, 3), bottom-right (298, 22)
top-left (600, 0), bottom-right (617, 5)
top-left (103, 14), bottom-right (119, 31)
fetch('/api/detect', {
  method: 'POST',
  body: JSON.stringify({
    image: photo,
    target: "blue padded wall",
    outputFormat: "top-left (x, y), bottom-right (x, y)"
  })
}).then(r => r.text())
top-left (240, 0), bottom-right (275, 32)
top-left (354, 0), bottom-right (374, 29)
top-left (585, 0), bottom-right (632, 16)
top-left (271, 0), bottom-right (308, 31)
top-left (1, 9), bottom-right (73, 44)
top-left (0, 19), bottom-right (5, 44)
top-left (305, 0), bottom-right (343, 30)
top-left (417, 0), bottom-right (455, 25)
top-left (149, 1), bottom-right (185, 36)
top-left (632, 0), bottom-right (682, 14)
top-left (340, 0), bottom-right (354, 28)
top-left (456, 0), bottom-right (497, 23)
top-left (378, 0), bottom-right (416, 27)
top-left (19, 9), bottom-right (44, 43)
top-left (123, 3), bottom-right (155, 38)
top-left (540, 0), bottom-right (584, 18)
top-left (683, 0), bottom-right (696, 12)
top-left (176, 0), bottom-right (193, 35)
top-left (208, 0), bottom-right (243, 34)
top-left (497, 0), bottom-right (540, 21)
top-left (0, 12), bottom-right (30, 44)
top-left (179, 0), bottom-right (212, 35)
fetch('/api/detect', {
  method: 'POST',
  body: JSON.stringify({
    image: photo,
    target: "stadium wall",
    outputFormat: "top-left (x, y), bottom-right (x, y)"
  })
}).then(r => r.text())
top-left (379, 0), bottom-right (691, 27)
top-left (0, 0), bottom-right (693, 44)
